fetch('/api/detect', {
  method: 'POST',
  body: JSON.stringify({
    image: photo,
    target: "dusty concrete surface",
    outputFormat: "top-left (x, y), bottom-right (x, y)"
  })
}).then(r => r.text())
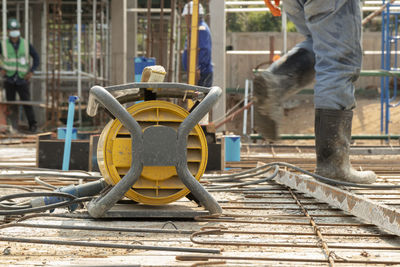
top-left (0, 143), bottom-right (400, 266)
top-left (226, 95), bottom-right (399, 138)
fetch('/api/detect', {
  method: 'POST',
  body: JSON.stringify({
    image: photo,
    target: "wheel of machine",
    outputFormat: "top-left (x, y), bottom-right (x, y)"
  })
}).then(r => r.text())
top-left (97, 100), bottom-right (208, 205)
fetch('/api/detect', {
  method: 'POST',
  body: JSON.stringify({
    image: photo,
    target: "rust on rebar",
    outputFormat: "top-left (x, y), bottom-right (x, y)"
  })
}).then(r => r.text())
top-left (275, 170), bottom-right (400, 236)
top-left (287, 187), bottom-right (335, 267)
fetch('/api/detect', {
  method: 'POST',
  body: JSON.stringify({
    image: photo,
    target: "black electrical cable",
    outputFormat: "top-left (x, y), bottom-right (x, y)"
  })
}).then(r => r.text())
top-left (204, 166), bottom-right (276, 183)
top-left (205, 162), bottom-right (400, 189)
top-left (206, 165), bottom-right (279, 189)
top-left (0, 184), bottom-right (33, 192)
top-left (0, 192), bottom-right (93, 215)
top-left (34, 176), bottom-right (57, 189)
top-left (204, 163), bottom-right (271, 179)
top-left (1, 166), bottom-right (101, 177)
top-left (0, 172), bottom-right (101, 180)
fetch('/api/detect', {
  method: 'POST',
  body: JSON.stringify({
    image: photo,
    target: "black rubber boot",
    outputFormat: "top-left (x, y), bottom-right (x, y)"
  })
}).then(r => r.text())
top-left (315, 109), bottom-right (376, 184)
top-left (253, 47), bottom-right (315, 140)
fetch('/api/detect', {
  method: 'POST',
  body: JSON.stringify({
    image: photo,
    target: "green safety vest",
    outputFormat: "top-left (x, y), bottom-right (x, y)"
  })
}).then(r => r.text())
top-left (1, 38), bottom-right (29, 79)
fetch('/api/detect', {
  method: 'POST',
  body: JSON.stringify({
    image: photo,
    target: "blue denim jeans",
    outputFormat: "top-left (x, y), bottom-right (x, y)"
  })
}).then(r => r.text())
top-left (283, 0), bottom-right (362, 110)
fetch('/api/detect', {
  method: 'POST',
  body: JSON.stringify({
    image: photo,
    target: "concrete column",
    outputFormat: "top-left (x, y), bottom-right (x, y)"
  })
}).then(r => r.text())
top-left (210, 0), bottom-right (226, 130)
top-left (111, 0), bottom-right (127, 84)
top-left (127, 0), bottom-right (137, 82)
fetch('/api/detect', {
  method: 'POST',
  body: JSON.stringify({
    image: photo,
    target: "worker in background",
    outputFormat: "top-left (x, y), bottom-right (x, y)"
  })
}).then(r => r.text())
top-left (0, 18), bottom-right (40, 133)
top-left (182, 1), bottom-right (213, 87)
top-left (257, 1), bottom-right (376, 184)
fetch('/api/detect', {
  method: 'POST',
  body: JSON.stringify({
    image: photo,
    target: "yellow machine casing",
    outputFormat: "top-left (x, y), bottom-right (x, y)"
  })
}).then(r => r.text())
top-left (97, 100), bottom-right (208, 205)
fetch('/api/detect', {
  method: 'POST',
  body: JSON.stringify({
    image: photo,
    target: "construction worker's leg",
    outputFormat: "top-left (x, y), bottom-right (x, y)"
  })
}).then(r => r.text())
top-left (4, 81), bottom-right (18, 129)
top-left (253, 1), bottom-right (315, 141)
top-left (4, 81), bottom-right (17, 101)
top-left (306, 0), bottom-right (361, 110)
top-left (306, 0), bottom-right (376, 183)
top-left (16, 82), bottom-right (37, 132)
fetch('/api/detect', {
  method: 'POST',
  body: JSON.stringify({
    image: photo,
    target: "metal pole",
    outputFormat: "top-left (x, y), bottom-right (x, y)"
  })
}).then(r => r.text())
top-left (243, 79), bottom-right (249, 135)
top-left (105, 0), bottom-right (110, 85)
top-left (85, 20), bottom-right (89, 80)
top-left (41, 1), bottom-right (47, 115)
top-left (282, 8), bottom-right (287, 54)
top-left (16, 3), bottom-right (20, 22)
top-left (175, 2), bottom-right (181, 83)
top-left (100, 1), bottom-right (104, 83)
top-left (25, 0), bottom-right (29, 64)
top-left (159, 0), bottom-right (164, 66)
top-left (250, 79), bottom-right (254, 133)
top-left (2, 0), bottom-right (6, 54)
top-left (122, 0), bottom-right (127, 83)
top-left (56, 0), bottom-right (61, 124)
top-left (168, 0), bottom-right (176, 82)
top-left (77, 0), bottom-right (82, 126)
top-left (146, 0), bottom-right (151, 57)
top-left (62, 96), bottom-right (78, 171)
top-left (210, 0), bottom-right (226, 130)
top-left (92, 0), bottom-right (97, 82)
top-left (188, 0), bottom-right (199, 86)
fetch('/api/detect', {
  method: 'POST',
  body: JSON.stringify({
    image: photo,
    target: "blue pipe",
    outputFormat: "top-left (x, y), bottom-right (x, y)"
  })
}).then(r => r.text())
top-left (62, 96), bottom-right (79, 171)
top-left (30, 179), bottom-right (108, 212)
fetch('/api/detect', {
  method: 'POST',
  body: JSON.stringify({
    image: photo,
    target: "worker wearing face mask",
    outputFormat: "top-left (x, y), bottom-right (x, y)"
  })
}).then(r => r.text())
top-left (0, 18), bottom-right (40, 133)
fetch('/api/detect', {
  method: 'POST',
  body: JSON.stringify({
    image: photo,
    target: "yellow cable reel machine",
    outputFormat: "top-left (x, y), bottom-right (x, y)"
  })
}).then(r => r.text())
top-left (97, 100), bottom-right (208, 205)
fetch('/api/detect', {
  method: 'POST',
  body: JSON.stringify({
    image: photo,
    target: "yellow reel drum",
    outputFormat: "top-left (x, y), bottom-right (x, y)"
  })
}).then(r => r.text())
top-left (97, 100), bottom-right (208, 205)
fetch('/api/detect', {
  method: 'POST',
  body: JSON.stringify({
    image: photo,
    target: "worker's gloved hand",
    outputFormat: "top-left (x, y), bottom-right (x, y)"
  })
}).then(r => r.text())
top-left (0, 69), bottom-right (5, 77)
top-left (264, 0), bottom-right (281, 17)
top-left (24, 71), bottom-right (33, 81)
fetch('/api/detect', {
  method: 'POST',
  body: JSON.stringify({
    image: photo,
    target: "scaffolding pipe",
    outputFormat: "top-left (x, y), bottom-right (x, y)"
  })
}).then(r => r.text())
top-left (24, 0), bottom-right (28, 66)
top-left (45, 1), bottom-right (49, 124)
top-left (77, 0), bottom-right (82, 126)
top-left (175, 1), bottom-right (181, 83)
top-left (159, 0), bottom-right (164, 67)
top-left (250, 134), bottom-right (400, 140)
top-left (41, 1), bottom-right (46, 114)
top-left (282, 9), bottom-right (287, 54)
top-left (146, 0), bottom-right (151, 58)
top-left (243, 79), bottom-right (249, 135)
top-left (169, 0), bottom-right (176, 82)
top-left (16, 3), bottom-right (19, 21)
top-left (250, 80), bottom-right (254, 133)
top-left (100, 1), bottom-right (104, 82)
top-left (127, 8), bottom-right (172, 13)
top-left (188, 0), bottom-right (199, 86)
top-left (56, 0), bottom-right (61, 124)
top-left (92, 0), bottom-right (97, 83)
top-left (105, 0), bottom-right (110, 84)
top-left (2, 0), bottom-right (6, 57)
top-left (85, 19), bottom-right (89, 82)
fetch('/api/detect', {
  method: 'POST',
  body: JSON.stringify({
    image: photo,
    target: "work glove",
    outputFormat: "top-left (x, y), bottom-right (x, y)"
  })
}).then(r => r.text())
top-left (264, 0), bottom-right (281, 17)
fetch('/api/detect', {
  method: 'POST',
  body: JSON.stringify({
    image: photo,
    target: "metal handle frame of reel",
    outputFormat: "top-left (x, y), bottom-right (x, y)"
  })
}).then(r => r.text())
top-left (86, 83), bottom-right (223, 218)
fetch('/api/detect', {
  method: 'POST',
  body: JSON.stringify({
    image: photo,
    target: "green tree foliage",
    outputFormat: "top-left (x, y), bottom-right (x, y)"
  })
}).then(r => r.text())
top-left (227, 12), bottom-right (297, 32)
